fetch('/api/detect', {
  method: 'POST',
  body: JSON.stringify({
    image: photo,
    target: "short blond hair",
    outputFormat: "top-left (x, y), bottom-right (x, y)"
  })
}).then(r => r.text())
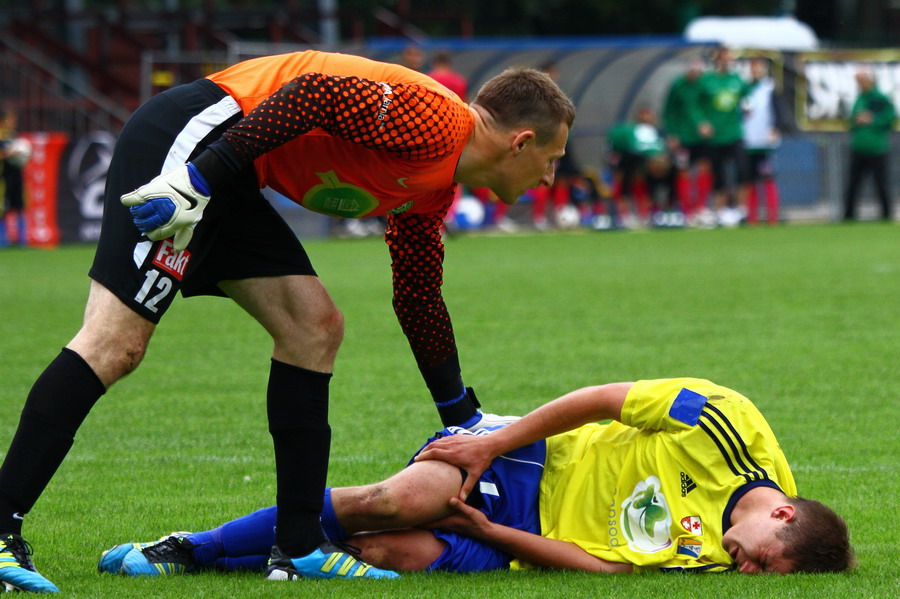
top-left (473, 68), bottom-right (575, 145)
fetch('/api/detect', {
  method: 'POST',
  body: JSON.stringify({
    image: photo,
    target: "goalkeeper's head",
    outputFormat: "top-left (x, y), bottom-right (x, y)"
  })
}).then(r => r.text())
top-left (462, 68), bottom-right (575, 205)
top-left (472, 67), bottom-right (575, 147)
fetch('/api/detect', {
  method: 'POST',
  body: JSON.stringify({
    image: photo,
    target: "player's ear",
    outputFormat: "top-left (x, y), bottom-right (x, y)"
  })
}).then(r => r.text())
top-left (511, 130), bottom-right (535, 155)
top-left (771, 504), bottom-right (796, 523)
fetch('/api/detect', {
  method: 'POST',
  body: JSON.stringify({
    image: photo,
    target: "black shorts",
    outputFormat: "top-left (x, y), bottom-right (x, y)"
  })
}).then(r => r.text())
top-left (3, 163), bottom-right (25, 211)
top-left (89, 78), bottom-right (316, 324)
top-left (682, 142), bottom-right (711, 165)
top-left (707, 141), bottom-right (749, 190)
top-left (554, 151), bottom-right (580, 177)
top-left (746, 150), bottom-right (775, 182)
top-left (615, 152), bottom-right (647, 196)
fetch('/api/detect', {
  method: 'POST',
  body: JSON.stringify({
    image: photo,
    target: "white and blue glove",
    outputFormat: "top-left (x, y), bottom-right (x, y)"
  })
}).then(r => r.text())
top-left (121, 163), bottom-right (211, 251)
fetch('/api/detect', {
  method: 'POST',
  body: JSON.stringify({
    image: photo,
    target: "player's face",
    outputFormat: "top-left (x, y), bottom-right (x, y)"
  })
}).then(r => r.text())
top-left (721, 518), bottom-right (795, 574)
top-left (686, 59), bottom-right (704, 80)
top-left (495, 122), bottom-right (569, 205)
top-left (750, 59), bottom-right (768, 80)
top-left (855, 71), bottom-right (874, 92)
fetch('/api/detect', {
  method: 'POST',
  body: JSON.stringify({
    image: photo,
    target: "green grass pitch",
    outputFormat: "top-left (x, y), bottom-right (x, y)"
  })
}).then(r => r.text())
top-left (1, 222), bottom-right (897, 598)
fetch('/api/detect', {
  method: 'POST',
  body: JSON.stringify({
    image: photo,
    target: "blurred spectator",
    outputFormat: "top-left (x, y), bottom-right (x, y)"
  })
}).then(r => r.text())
top-left (662, 56), bottom-right (712, 224)
top-left (401, 43), bottom-right (426, 71)
top-left (428, 50), bottom-right (468, 101)
top-left (581, 166), bottom-right (615, 230)
top-left (843, 68), bottom-right (896, 222)
top-left (742, 57), bottom-right (789, 226)
top-left (526, 62), bottom-right (582, 230)
top-left (0, 108), bottom-right (30, 248)
top-left (426, 50), bottom-right (492, 231)
top-left (606, 106), bottom-right (670, 228)
top-left (695, 47), bottom-right (754, 227)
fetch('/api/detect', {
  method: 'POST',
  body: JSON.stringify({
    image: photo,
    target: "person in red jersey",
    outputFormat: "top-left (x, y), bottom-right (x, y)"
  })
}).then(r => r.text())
top-left (0, 50), bottom-right (574, 592)
top-left (427, 50), bottom-right (469, 101)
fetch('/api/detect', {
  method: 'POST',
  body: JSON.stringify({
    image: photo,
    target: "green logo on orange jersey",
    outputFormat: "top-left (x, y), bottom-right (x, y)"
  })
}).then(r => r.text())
top-left (302, 170), bottom-right (378, 218)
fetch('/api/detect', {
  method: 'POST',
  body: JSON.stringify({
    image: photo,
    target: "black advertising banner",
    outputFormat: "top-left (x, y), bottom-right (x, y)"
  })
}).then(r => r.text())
top-left (55, 131), bottom-right (115, 243)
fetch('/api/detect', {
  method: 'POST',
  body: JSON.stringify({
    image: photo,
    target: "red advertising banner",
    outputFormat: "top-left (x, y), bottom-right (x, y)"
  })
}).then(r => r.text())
top-left (21, 132), bottom-right (68, 248)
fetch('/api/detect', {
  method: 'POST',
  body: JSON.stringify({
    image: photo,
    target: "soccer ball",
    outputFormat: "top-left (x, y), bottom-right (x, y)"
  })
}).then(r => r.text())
top-left (452, 195), bottom-right (486, 230)
top-left (6, 137), bottom-right (32, 167)
top-left (555, 204), bottom-right (581, 229)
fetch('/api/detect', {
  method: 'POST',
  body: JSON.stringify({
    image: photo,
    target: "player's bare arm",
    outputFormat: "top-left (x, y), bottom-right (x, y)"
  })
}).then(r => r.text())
top-left (431, 497), bottom-right (632, 573)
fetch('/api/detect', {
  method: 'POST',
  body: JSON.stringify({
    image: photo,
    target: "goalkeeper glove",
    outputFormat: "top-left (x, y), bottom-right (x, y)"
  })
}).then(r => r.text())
top-left (121, 163), bottom-right (211, 251)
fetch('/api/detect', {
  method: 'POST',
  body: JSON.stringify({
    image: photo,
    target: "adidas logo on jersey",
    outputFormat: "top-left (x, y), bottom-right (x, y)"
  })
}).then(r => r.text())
top-left (680, 472), bottom-right (697, 496)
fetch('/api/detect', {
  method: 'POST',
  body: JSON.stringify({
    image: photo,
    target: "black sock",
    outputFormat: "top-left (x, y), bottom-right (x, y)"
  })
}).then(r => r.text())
top-left (420, 356), bottom-right (478, 426)
top-left (267, 359), bottom-right (331, 556)
top-left (0, 348), bottom-right (106, 534)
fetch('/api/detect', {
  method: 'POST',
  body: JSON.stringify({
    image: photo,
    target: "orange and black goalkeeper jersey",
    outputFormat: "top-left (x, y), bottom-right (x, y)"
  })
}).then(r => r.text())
top-left (203, 51), bottom-right (475, 396)
top-left (219, 72), bottom-right (464, 165)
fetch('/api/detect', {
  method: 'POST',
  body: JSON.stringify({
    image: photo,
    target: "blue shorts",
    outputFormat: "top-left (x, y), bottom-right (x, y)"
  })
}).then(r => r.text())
top-left (408, 425), bottom-right (546, 573)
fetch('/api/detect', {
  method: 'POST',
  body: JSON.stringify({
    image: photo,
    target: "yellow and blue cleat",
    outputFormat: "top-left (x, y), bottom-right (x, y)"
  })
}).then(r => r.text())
top-left (265, 542), bottom-right (399, 580)
top-left (0, 533), bottom-right (59, 593)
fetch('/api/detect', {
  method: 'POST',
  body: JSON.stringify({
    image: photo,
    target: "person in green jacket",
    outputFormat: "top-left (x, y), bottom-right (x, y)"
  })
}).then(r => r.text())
top-left (843, 68), bottom-right (896, 221)
top-left (695, 47), bottom-right (754, 227)
top-left (607, 106), bottom-right (670, 227)
top-left (662, 57), bottom-right (712, 223)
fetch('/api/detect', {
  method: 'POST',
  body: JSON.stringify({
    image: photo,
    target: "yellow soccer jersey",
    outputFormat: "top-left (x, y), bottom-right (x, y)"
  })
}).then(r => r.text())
top-left (515, 378), bottom-right (796, 573)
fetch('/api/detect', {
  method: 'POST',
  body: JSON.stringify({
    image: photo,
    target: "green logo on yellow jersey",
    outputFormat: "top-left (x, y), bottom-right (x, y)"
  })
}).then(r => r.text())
top-left (621, 476), bottom-right (673, 553)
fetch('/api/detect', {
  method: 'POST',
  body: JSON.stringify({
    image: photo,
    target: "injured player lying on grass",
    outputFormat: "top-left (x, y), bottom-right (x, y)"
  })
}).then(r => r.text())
top-left (98, 378), bottom-right (855, 578)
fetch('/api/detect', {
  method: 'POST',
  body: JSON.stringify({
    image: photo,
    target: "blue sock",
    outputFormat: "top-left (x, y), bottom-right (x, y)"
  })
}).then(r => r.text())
top-left (188, 506), bottom-right (278, 567)
top-left (16, 215), bottom-right (25, 246)
top-left (319, 487), bottom-right (348, 542)
top-left (213, 555), bottom-right (270, 571)
top-left (185, 529), bottom-right (223, 568)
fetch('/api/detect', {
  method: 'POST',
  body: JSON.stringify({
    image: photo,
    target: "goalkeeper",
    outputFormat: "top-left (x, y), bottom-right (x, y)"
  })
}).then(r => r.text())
top-left (100, 378), bottom-right (854, 576)
top-left (0, 50), bottom-right (574, 592)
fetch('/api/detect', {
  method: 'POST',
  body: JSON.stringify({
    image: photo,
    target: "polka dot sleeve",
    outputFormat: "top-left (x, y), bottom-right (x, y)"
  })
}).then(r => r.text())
top-left (385, 191), bottom-right (458, 369)
top-left (214, 72), bottom-right (468, 168)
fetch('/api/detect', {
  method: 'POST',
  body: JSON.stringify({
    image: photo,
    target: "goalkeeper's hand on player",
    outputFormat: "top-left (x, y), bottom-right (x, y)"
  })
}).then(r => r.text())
top-left (121, 163), bottom-right (211, 251)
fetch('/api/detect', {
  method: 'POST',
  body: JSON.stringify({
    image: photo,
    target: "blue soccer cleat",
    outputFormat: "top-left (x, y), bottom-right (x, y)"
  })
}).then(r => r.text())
top-left (98, 541), bottom-right (157, 574)
top-left (265, 542), bottom-right (399, 580)
top-left (121, 535), bottom-right (197, 577)
top-left (98, 531), bottom-right (192, 574)
top-left (0, 533), bottom-right (59, 593)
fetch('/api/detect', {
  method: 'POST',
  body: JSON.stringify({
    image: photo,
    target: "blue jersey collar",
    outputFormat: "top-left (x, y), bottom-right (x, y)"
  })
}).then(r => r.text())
top-left (721, 479), bottom-right (783, 533)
